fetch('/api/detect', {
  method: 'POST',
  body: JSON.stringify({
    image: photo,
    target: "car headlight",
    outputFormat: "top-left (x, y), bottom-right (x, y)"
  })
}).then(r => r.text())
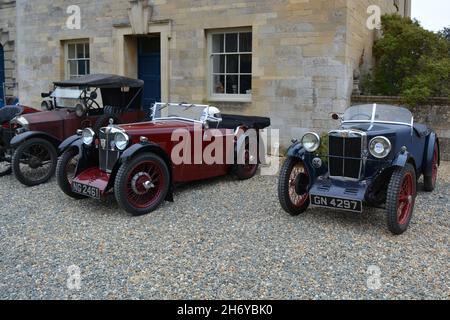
top-left (82, 128), bottom-right (95, 146)
top-left (369, 136), bottom-right (392, 159)
top-left (11, 116), bottom-right (29, 130)
top-left (114, 132), bottom-right (129, 151)
top-left (302, 132), bottom-right (321, 153)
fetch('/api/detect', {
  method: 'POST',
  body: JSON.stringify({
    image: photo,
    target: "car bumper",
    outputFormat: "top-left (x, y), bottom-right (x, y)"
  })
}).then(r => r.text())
top-left (72, 167), bottom-right (111, 197)
top-left (309, 177), bottom-right (368, 202)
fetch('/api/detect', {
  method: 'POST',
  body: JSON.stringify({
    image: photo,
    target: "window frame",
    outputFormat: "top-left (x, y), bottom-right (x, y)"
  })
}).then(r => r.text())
top-left (207, 28), bottom-right (253, 103)
top-left (64, 40), bottom-right (91, 80)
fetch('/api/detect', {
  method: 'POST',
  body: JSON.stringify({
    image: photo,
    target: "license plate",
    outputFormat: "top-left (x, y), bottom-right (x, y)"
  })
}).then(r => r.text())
top-left (72, 182), bottom-right (101, 199)
top-left (310, 195), bottom-right (362, 213)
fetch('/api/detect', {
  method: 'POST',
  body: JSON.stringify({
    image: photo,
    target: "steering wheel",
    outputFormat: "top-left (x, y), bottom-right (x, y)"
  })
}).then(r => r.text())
top-left (349, 113), bottom-right (372, 121)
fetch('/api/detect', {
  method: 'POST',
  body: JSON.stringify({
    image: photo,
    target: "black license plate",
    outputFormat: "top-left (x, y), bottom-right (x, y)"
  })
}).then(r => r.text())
top-left (310, 195), bottom-right (362, 213)
top-left (72, 182), bottom-right (101, 199)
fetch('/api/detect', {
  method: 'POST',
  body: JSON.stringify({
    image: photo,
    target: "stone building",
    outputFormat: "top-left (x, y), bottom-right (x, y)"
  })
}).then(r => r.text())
top-left (3, 0), bottom-right (411, 148)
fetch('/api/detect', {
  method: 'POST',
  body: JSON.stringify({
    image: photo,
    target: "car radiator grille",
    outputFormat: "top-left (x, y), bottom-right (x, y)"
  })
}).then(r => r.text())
top-left (328, 131), bottom-right (364, 179)
top-left (98, 128), bottom-right (120, 173)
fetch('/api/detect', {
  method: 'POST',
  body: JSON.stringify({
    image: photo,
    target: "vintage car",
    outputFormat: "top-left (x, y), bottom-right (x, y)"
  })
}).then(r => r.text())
top-left (6, 74), bottom-right (146, 186)
top-left (278, 104), bottom-right (440, 235)
top-left (56, 103), bottom-right (271, 215)
top-left (0, 104), bottom-right (40, 176)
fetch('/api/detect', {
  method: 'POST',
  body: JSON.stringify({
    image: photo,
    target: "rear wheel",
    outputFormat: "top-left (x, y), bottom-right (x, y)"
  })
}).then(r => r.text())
top-left (235, 141), bottom-right (259, 180)
top-left (386, 164), bottom-right (417, 235)
top-left (423, 143), bottom-right (439, 192)
top-left (56, 148), bottom-right (86, 199)
top-left (0, 148), bottom-right (12, 177)
top-left (278, 157), bottom-right (310, 216)
top-left (12, 138), bottom-right (58, 186)
top-left (114, 153), bottom-right (170, 216)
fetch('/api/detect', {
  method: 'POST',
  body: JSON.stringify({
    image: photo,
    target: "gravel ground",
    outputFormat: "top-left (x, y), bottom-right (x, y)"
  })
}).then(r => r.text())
top-left (0, 161), bottom-right (449, 300)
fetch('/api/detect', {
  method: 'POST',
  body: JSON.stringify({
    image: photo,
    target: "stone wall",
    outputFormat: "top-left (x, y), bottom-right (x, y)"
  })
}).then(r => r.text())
top-left (352, 96), bottom-right (450, 161)
top-left (0, 0), bottom-right (16, 98)
top-left (15, 0), bottom-right (405, 149)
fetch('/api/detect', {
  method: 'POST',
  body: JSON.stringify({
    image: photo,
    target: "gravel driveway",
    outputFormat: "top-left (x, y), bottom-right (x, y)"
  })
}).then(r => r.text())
top-left (0, 161), bottom-right (448, 300)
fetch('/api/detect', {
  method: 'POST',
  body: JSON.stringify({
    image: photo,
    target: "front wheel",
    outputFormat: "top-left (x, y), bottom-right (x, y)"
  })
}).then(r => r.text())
top-left (278, 157), bottom-right (310, 216)
top-left (386, 163), bottom-right (417, 235)
top-left (114, 153), bottom-right (170, 216)
top-left (12, 138), bottom-right (58, 186)
top-left (56, 148), bottom-right (86, 199)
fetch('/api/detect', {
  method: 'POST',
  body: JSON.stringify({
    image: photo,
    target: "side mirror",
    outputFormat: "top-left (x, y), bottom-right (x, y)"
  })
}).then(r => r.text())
top-left (41, 92), bottom-right (51, 98)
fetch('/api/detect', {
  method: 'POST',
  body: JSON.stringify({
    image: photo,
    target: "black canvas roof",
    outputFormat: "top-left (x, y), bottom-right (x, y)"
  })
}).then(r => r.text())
top-left (54, 74), bottom-right (144, 89)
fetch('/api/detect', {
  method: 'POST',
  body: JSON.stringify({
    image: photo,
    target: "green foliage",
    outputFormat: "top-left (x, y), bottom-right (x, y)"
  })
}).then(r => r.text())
top-left (368, 15), bottom-right (450, 105)
top-left (317, 133), bottom-right (329, 165)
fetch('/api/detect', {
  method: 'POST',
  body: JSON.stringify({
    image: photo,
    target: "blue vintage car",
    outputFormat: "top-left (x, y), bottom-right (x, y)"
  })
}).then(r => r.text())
top-left (278, 104), bottom-right (440, 235)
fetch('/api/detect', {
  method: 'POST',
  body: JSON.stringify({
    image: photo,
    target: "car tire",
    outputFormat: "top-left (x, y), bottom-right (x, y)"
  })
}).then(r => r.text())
top-left (12, 138), bottom-right (58, 187)
top-left (278, 157), bottom-right (310, 216)
top-left (56, 148), bottom-right (87, 199)
top-left (93, 114), bottom-right (120, 133)
top-left (114, 153), bottom-right (170, 216)
top-left (234, 140), bottom-right (259, 180)
top-left (423, 143), bottom-right (439, 192)
top-left (386, 163), bottom-right (417, 235)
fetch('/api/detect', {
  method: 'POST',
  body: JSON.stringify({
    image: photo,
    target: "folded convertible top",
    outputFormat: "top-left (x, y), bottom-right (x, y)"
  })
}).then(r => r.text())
top-left (220, 114), bottom-right (271, 130)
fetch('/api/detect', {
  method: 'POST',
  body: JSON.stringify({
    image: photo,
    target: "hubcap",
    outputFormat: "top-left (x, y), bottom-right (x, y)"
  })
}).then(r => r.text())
top-left (131, 172), bottom-right (153, 195)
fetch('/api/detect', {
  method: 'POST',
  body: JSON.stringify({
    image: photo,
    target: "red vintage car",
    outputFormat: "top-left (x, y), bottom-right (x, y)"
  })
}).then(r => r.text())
top-left (56, 103), bottom-right (271, 215)
top-left (6, 74), bottom-right (146, 186)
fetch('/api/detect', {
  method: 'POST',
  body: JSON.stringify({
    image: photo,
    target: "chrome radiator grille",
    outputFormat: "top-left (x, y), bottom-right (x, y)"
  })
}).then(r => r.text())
top-left (328, 130), bottom-right (366, 180)
top-left (98, 128), bottom-right (120, 173)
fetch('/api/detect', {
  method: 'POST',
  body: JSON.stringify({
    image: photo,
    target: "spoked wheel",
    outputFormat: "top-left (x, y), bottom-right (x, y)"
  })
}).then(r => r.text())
top-left (386, 164), bottom-right (417, 235)
top-left (114, 153), bottom-right (170, 216)
top-left (235, 141), bottom-right (259, 180)
top-left (12, 138), bottom-right (58, 186)
top-left (0, 148), bottom-right (13, 177)
top-left (56, 148), bottom-right (86, 199)
top-left (278, 157), bottom-right (310, 216)
top-left (424, 143), bottom-right (439, 192)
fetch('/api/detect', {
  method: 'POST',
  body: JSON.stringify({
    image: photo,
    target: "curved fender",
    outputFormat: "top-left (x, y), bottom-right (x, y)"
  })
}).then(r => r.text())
top-left (286, 142), bottom-right (307, 158)
top-left (119, 143), bottom-right (156, 163)
top-left (10, 131), bottom-right (60, 148)
top-left (58, 135), bottom-right (82, 154)
top-left (423, 132), bottom-right (439, 176)
top-left (392, 150), bottom-right (414, 169)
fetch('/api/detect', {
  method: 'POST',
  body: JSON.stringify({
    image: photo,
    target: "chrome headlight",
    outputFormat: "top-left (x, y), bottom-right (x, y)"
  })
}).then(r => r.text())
top-left (369, 136), bottom-right (392, 159)
top-left (301, 132), bottom-right (321, 153)
top-left (114, 132), bottom-right (129, 151)
top-left (11, 116), bottom-right (29, 130)
top-left (82, 128), bottom-right (95, 146)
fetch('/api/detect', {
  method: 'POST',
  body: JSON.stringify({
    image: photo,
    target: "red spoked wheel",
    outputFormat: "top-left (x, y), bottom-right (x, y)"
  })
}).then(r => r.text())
top-left (424, 143), bottom-right (439, 192)
top-left (278, 157), bottom-right (310, 216)
top-left (115, 153), bottom-right (170, 216)
top-left (386, 163), bottom-right (417, 235)
top-left (56, 148), bottom-right (86, 199)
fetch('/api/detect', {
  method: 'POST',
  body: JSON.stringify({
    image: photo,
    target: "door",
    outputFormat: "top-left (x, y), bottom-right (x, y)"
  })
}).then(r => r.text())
top-left (0, 44), bottom-right (5, 107)
top-left (138, 36), bottom-right (161, 112)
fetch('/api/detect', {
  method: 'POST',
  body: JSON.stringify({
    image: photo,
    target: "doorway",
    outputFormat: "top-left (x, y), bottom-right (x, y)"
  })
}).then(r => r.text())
top-left (138, 35), bottom-right (161, 111)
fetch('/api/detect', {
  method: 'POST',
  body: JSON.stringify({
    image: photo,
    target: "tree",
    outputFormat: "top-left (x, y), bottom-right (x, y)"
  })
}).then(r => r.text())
top-left (368, 15), bottom-right (450, 104)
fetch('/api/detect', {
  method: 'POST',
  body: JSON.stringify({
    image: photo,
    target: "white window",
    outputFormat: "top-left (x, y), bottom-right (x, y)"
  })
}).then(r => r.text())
top-left (65, 41), bottom-right (90, 79)
top-left (208, 29), bottom-right (252, 102)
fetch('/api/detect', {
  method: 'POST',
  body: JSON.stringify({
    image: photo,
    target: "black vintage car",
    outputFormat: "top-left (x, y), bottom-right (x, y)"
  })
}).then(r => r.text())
top-left (278, 104), bottom-right (440, 235)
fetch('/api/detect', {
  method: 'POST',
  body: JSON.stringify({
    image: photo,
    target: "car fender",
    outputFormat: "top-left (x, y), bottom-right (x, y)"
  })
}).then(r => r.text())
top-left (423, 132), bottom-right (440, 176)
top-left (391, 150), bottom-right (416, 171)
top-left (58, 135), bottom-right (82, 155)
top-left (10, 131), bottom-right (61, 148)
top-left (286, 142), bottom-right (307, 158)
